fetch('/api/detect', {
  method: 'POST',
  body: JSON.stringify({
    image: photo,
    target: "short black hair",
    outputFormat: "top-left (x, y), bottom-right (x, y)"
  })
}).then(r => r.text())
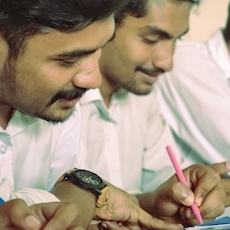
top-left (115, 0), bottom-right (201, 26)
top-left (223, 2), bottom-right (230, 41)
top-left (0, 0), bottom-right (127, 58)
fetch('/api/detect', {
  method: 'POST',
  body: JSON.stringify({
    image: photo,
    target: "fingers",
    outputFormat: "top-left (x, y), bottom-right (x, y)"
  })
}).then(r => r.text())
top-left (183, 164), bottom-right (221, 206)
top-left (88, 222), bottom-right (101, 230)
top-left (137, 207), bottom-right (183, 230)
top-left (96, 183), bottom-right (183, 230)
top-left (99, 218), bottom-right (183, 230)
top-left (175, 165), bottom-right (226, 226)
top-left (210, 161), bottom-right (230, 176)
top-left (170, 181), bottom-right (195, 207)
top-left (0, 199), bottom-right (42, 230)
top-left (99, 221), bottom-right (142, 230)
top-left (199, 183), bottom-right (225, 218)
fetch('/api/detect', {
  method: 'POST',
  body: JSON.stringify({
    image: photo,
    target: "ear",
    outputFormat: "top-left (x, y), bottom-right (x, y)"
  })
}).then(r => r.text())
top-left (0, 35), bottom-right (9, 71)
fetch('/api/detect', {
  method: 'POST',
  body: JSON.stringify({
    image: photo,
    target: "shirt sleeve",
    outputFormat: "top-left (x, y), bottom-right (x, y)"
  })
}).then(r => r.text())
top-left (10, 188), bottom-right (60, 206)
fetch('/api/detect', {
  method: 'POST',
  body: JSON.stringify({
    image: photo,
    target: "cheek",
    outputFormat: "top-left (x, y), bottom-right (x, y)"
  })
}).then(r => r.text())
top-left (41, 63), bottom-right (75, 84)
top-left (18, 53), bottom-right (75, 90)
top-left (123, 39), bottom-right (151, 64)
top-left (15, 64), bottom-right (59, 102)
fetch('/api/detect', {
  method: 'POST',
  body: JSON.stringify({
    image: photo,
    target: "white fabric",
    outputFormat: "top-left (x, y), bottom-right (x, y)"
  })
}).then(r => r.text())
top-left (154, 30), bottom-right (230, 165)
top-left (80, 88), bottom-right (191, 193)
top-left (0, 105), bottom-right (84, 204)
top-left (11, 188), bottom-right (60, 206)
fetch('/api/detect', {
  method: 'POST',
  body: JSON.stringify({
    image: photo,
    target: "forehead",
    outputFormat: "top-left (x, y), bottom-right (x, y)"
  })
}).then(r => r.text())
top-left (121, 0), bottom-right (191, 38)
top-left (23, 17), bottom-right (115, 57)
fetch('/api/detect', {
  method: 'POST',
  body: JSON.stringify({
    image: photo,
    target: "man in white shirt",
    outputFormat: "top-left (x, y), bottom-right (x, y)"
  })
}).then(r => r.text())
top-left (81, 0), bottom-right (195, 195)
top-left (80, 0), bottom-right (229, 225)
top-left (81, 0), bottom-right (198, 193)
top-left (1, 1), bottom-right (190, 229)
top-left (155, 1), bottom-right (230, 213)
top-left (155, 4), bottom-right (230, 166)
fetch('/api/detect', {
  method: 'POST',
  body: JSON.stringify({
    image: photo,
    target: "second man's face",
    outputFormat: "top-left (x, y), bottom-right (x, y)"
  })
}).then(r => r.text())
top-left (99, 0), bottom-right (191, 95)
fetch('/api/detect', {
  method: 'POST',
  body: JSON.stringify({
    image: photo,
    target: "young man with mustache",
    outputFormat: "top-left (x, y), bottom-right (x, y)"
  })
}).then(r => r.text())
top-left (80, 0), bottom-right (228, 227)
top-left (0, 0), bottom-right (186, 229)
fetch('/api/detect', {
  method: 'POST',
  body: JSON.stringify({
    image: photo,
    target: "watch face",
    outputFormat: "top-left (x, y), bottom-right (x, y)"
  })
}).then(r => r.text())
top-left (76, 170), bottom-right (101, 186)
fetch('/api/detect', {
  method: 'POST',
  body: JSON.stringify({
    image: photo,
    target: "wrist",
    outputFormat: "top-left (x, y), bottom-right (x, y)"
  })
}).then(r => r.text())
top-left (54, 168), bottom-right (109, 208)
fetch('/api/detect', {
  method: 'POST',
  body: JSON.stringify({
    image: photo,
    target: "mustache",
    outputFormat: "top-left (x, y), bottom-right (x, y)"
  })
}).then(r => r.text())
top-left (136, 66), bottom-right (165, 76)
top-left (50, 87), bottom-right (88, 105)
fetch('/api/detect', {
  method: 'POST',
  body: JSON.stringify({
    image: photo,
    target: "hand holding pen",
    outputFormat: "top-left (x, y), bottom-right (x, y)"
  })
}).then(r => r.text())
top-left (166, 145), bottom-right (203, 224)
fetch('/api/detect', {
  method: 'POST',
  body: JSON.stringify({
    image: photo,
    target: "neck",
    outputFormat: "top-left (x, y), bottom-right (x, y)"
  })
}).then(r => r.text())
top-left (99, 76), bottom-right (120, 107)
top-left (0, 105), bottom-right (13, 129)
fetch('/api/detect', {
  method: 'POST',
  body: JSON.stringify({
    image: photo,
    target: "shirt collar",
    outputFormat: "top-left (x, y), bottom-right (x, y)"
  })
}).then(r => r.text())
top-left (80, 88), bottom-right (103, 106)
top-left (5, 110), bottom-right (38, 136)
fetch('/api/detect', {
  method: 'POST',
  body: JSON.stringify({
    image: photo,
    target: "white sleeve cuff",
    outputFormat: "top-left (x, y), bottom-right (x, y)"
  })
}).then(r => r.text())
top-left (10, 187), bottom-right (60, 206)
top-left (127, 189), bottom-right (142, 195)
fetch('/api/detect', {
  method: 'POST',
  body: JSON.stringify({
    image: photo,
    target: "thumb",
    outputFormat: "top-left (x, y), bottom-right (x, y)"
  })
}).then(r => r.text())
top-left (0, 199), bottom-right (42, 230)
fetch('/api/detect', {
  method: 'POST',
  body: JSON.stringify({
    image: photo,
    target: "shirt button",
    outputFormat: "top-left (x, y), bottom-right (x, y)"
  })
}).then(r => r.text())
top-left (0, 145), bottom-right (7, 154)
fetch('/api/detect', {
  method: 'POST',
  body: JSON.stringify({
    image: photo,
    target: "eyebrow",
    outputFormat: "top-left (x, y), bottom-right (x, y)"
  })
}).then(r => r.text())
top-left (142, 25), bottom-right (189, 39)
top-left (55, 31), bottom-right (116, 59)
top-left (55, 49), bottom-right (96, 59)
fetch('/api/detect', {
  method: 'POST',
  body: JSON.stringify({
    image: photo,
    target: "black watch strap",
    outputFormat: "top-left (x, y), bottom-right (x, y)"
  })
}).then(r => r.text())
top-left (55, 169), bottom-right (109, 208)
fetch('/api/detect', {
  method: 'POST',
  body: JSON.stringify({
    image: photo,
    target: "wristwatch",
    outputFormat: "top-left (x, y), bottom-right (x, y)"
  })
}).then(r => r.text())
top-left (55, 168), bottom-right (109, 208)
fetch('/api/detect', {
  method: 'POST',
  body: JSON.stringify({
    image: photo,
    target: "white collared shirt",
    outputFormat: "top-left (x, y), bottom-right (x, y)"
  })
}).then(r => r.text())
top-left (155, 30), bottom-right (230, 164)
top-left (0, 105), bottom-right (84, 204)
top-left (80, 88), bottom-right (191, 193)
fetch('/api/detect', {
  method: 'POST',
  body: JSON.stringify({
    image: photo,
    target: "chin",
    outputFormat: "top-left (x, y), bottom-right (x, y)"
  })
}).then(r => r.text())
top-left (38, 108), bottom-right (74, 124)
top-left (130, 87), bottom-right (152, 96)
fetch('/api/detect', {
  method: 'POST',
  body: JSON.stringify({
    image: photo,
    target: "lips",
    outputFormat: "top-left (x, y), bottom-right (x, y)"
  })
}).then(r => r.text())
top-left (137, 66), bottom-right (164, 77)
top-left (58, 97), bottom-right (81, 108)
top-left (140, 69), bottom-right (163, 77)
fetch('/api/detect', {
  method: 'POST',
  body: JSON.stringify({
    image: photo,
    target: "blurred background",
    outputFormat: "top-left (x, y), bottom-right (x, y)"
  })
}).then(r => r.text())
top-left (182, 0), bottom-right (229, 41)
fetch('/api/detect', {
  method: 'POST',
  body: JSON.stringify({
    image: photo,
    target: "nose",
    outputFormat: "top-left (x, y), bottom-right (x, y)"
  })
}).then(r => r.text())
top-left (151, 40), bottom-right (175, 72)
top-left (72, 49), bottom-right (102, 89)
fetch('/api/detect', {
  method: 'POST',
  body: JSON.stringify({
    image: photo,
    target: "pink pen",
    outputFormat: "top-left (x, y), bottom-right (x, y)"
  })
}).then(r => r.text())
top-left (166, 145), bottom-right (203, 224)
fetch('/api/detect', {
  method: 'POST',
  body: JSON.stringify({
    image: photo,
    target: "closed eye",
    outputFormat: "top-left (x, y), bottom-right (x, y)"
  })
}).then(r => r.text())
top-left (142, 37), bottom-right (159, 44)
top-left (58, 59), bottom-right (80, 68)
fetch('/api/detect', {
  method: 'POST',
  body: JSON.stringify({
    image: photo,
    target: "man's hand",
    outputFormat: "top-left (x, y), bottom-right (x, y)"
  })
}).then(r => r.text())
top-left (0, 199), bottom-right (42, 230)
top-left (95, 183), bottom-right (183, 230)
top-left (137, 164), bottom-right (226, 227)
top-left (210, 161), bottom-right (230, 207)
top-left (0, 199), bottom-right (88, 230)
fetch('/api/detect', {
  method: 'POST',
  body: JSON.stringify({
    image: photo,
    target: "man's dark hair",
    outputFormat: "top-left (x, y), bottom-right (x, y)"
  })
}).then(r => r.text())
top-left (223, 2), bottom-right (230, 42)
top-left (0, 0), bottom-right (127, 58)
top-left (115, 0), bottom-right (201, 26)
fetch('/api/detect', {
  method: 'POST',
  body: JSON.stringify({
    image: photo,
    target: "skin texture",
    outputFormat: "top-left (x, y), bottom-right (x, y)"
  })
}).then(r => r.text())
top-left (211, 162), bottom-right (230, 207)
top-left (0, 11), bottom-right (183, 230)
top-left (0, 17), bottom-right (115, 127)
top-left (87, 0), bottom-right (228, 229)
top-left (137, 164), bottom-right (226, 227)
top-left (97, 163), bottom-right (226, 230)
top-left (0, 199), bottom-right (88, 230)
top-left (95, 183), bottom-right (183, 230)
top-left (99, 0), bottom-right (191, 106)
top-left (0, 186), bottom-right (185, 230)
